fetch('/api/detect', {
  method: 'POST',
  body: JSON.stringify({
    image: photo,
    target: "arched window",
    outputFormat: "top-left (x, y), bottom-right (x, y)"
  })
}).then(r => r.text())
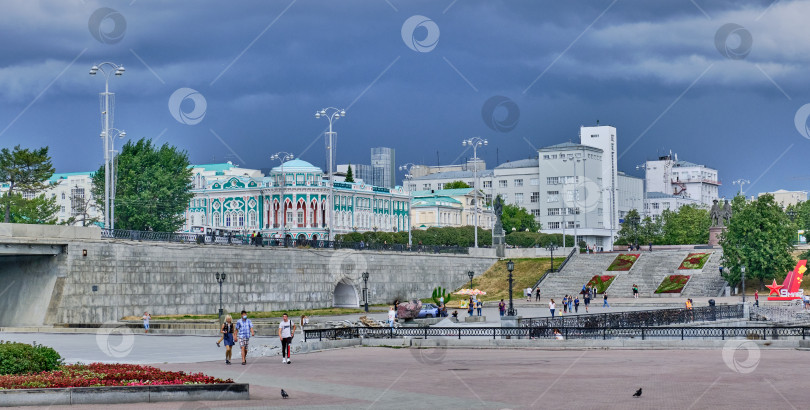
top-left (248, 210), bottom-right (256, 227)
top-left (213, 213), bottom-right (220, 227)
top-left (237, 212), bottom-right (244, 227)
top-left (225, 212), bottom-right (232, 227)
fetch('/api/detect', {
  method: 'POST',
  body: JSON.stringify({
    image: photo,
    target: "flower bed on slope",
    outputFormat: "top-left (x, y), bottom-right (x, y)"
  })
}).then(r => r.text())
top-left (655, 275), bottom-right (691, 294)
top-left (606, 254), bottom-right (640, 271)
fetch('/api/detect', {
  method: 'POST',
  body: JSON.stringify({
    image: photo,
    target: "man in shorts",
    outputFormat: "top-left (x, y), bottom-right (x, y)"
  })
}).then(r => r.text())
top-left (235, 310), bottom-right (254, 365)
top-left (279, 313), bottom-right (296, 364)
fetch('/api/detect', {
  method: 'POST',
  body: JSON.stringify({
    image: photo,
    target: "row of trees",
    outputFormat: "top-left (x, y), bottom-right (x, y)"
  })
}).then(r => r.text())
top-left (615, 204), bottom-right (711, 246)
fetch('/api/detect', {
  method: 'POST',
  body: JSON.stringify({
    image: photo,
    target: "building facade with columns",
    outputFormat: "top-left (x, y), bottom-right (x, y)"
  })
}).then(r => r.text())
top-left (183, 159), bottom-right (410, 240)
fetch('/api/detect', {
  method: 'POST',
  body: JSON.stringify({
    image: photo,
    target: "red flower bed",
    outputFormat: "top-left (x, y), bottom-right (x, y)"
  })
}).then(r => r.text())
top-left (655, 275), bottom-right (690, 294)
top-left (678, 253), bottom-right (710, 270)
top-left (586, 275), bottom-right (616, 294)
top-left (606, 254), bottom-right (640, 271)
top-left (0, 363), bottom-right (233, 390)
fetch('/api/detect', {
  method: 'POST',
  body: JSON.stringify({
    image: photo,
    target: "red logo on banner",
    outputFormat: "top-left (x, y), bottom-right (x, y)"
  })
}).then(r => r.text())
top-left (767, 260), bottom-right (807, 301)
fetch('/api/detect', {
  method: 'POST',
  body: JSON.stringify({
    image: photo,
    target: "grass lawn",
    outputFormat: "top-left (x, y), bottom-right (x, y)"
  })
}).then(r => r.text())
top-left (123, 307), bottom-right (374, 321)
top-left (449, 258), bottom-right (555, 303)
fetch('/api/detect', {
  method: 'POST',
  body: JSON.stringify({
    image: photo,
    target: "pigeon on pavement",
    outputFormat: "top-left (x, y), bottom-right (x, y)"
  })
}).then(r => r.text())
top-left (281, 389), bottom-right (289, 399)
top-left (633, 388), bottom-right (642, 397)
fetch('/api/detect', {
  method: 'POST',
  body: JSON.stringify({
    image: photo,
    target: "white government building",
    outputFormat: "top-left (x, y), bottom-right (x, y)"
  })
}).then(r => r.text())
top-left (407, 125), bottom-right (644, 250)
top-left (642, 153), bottom-right (720, 220)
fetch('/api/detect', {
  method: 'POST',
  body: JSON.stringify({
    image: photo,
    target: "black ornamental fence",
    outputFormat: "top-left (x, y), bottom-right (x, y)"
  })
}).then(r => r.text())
top-left (520, 304), bottom-right (745, 329)
top-left (304, 325), bottom-right (810, 342)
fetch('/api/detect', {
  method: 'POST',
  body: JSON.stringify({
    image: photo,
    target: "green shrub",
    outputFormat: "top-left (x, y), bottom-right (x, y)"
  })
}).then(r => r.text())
top-left (0, 341), bottom-right (63, 375)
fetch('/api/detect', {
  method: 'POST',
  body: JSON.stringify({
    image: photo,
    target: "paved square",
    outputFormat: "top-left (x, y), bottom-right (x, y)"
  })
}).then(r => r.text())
top-left (18, 343), bottom-right (808, 409)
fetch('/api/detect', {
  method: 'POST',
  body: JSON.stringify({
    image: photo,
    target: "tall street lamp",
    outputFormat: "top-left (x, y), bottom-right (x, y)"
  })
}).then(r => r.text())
top-left (270, 152), bottom-right (294, 239)
top-left (506, 260), bottom-right (516, 316)
top-left (546, 242), bottom-right (558, 271)
top-left (467, 270), bottom-right (474, 290)
top-left (362, 271), bottom-right (370, 312)
top-left (399, 163), bottom-right (416, 247)
top-left (90, 62), bottom-right (125, 230)
top-left (741, 265), bottom-right (746, 303)
top-left (462, 138), bottom-right (487, 248)
top-left (215, 272), bottom-right (226, 317)
top-left (315, 107), bottom-right (346, 241)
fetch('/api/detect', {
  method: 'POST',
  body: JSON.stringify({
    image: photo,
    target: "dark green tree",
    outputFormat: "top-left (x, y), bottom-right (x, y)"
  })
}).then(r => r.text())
top-left (0, 145), bottom-right (55, 223)
top-left (501, 204), bottom-right (538, 233)
top-left (91, 138), bottom-right (193, 232)
top-left (344, 164), bottom-right (354, 183)
top-left (0, 193), bottom-right (59, 224)
top-left (661, 204), bottom-right (710, 244)
top-left (720, 194), bottom-right (795, 289)
top-left (615, 209), bottom-right (643, 245)
top-left (443, 180), bottom-right (470, 189)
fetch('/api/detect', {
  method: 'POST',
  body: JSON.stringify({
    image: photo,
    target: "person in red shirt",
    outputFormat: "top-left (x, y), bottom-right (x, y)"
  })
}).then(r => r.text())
top-left (754, 290), bottom-right (759, 307)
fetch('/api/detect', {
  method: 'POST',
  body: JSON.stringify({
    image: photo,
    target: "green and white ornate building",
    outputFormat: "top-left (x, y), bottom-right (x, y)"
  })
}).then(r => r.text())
top-left (183, 159), bottom-right (410, 240)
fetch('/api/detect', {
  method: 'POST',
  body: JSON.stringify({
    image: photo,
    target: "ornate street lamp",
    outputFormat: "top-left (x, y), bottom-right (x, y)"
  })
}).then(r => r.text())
top-left (462, 137), bottom-right (487, 248)
top-left (546, 242), bottom-right (558, 271)
top-left (315, 107), bottom-right (346, 241)
top-left (215, 272), bottom-right (226, 317)
top-left (467, 270), bottom-right (474, 290)
top-left (506, 260), bottom-right (516, 316)
top-left (361, 271), bottom-right (370, 312)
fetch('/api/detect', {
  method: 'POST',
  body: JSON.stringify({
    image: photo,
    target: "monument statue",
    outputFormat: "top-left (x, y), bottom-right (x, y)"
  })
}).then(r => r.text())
top-left (493, 195), bottom-right (506, 257)
top-left (710, 199), bottom-right (723, 227)
top-left (722, 199), bottom-right (732, 225)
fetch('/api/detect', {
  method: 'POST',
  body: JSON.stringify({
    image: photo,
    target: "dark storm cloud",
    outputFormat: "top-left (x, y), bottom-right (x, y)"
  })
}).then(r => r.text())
top-left (0, 0), bottom-right (807, 197)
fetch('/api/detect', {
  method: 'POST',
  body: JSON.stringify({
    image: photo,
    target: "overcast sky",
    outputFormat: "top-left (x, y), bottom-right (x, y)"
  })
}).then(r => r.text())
top-left (1, 0), bottom-right (808, 198)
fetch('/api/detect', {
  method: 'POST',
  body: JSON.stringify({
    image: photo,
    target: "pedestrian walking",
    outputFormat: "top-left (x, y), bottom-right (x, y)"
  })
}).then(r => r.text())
top-left (234, 310), bottom-right (254, 365)
top-left (526, 287), bottom-right (532, 302)
top-left (476, 299), bottom-right (483, 316)
top-left (549, 299), bottom-right (556, 318)
top-left (220, 315), bottom-right (235, 364)
top-left (567, 296), bottom-right (573, 313)
top-left (467, 298), bottom-right (474, 317)
top-left (498, 299), bottom-right (506, 317)
top-left (388, 306), bottom-right (396, 328)
top-left (632, 284), bottom-right (639, 299)
top-left (255, 231), bottom-right (263, 247)
top-left (649, 242), bottom-right (653, 252)
top-left (584, 292), bottom-right (590, 313)
top-left (754, 290), bottom-right (759, 307)
top-left (562, 295), bottom-right (568, 313)
top-left (574, 296), bottom-right (580, 313)
top-left (535, 287), bottom-right (541, 301)
top-left (142, 312), bottom-right (150, 334)
top-left (603, 292), bottom-right (610, 308)
top-left (279, 313), bottom-right (296, 364)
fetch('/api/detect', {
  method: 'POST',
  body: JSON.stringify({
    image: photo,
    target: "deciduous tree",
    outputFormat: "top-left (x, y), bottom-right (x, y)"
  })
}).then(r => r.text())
top-left (0, 145), bottom-right (55, 223)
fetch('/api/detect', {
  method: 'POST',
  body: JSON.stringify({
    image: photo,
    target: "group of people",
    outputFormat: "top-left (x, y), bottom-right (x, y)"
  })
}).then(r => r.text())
top-left (213, 310), bottom-right (297, 366)
top-left (467, 298), bottom-right (483, 316)
top-left (546, 286), bottom-right (611, 318)
top-left (248, 231), bottom-right (264, 247)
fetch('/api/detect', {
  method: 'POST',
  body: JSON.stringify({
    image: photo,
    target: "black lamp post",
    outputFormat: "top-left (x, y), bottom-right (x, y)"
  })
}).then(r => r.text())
top-left (362, 271), bottom-right (370, 312)
top-left (630, 215), bottom-right (641, 248)
top-left (741, 265), bottom-right (746, 303)
top-left (215, 272), bottom-right (226, 317)
top-left (546, 243), bottom-right (558, 271)
top-left (467, 270), bottom-right (474, 290)
top-left (506, 260), bottom-right (516, 316)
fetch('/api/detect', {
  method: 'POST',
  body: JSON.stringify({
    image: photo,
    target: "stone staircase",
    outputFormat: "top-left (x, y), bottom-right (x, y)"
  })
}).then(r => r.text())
top-left (608, 250), bottom-right (689, 297)
top-left (538, 252), bottom-right (623, 298)
top-left (682, 251), bottom-right (727, 297)
top-left (539, 249), bottom-right (729, 299)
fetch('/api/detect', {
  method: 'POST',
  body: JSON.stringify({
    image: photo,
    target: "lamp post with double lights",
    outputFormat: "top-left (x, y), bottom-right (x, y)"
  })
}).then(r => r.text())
top-left (215, 272), bottom-right (226, 317)
top-left (506, 260), bottom-right (516, 316)
top-left (89, 62), bottom-right (125, 229)
top-left (270, 152), bottom-right (294, 241)
top-left (467, 270), bottom-right (474, 290)
top-left (462, 137), bottom-right (487, 248)
top-left (732, 179), bottom-right (750, 196)
top-left (362, 271), bottom-right (370, 312)
top-left (399, 163), bottom-right (417, 247)
top-left (315, 108), bottom-right (346, 241)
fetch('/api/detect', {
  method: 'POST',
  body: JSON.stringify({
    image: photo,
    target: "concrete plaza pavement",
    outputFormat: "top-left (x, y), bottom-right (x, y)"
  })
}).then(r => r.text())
top-left (11, 345), bottom-right (808, 409)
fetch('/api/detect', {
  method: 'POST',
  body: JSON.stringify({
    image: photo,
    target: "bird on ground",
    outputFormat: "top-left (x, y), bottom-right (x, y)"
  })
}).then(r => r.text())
top-left (633, 388), bottom-right (642, 397)
top-left (281, 389), bottom-right (289, 399)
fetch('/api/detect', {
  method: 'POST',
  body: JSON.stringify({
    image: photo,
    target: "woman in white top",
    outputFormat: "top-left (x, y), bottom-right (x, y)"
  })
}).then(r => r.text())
top-left (549, 299), bottom-right (556, 318)
top-left (388, 306), bottom-right (396, 328)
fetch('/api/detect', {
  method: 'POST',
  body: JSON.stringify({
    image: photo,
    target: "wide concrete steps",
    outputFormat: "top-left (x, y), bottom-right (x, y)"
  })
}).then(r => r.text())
top-left (539, 253), bottom-right (628, 298)
top-left (609, 251), bottom-right (689, 297)
top-left (682, 252), bottom-right (726, 297)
